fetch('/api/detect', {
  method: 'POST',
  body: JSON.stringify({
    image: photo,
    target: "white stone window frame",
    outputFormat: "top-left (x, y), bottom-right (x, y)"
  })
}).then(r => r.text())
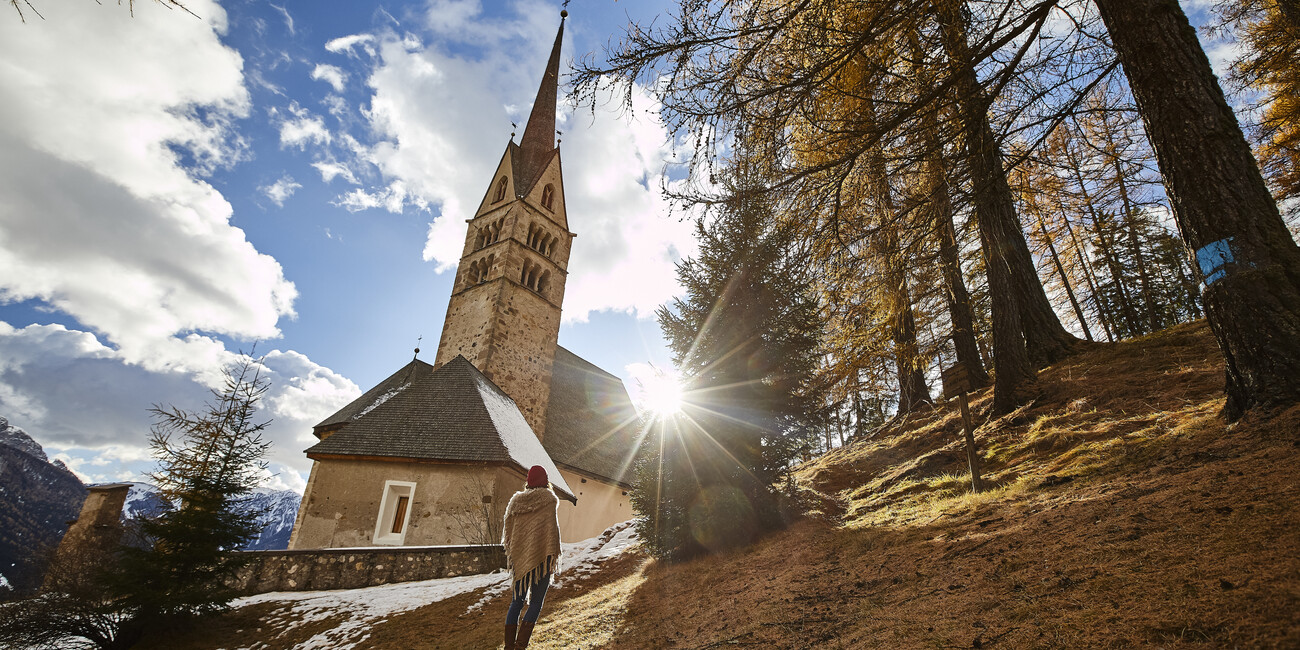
top-left (373, 480), bottom-right (417, 546)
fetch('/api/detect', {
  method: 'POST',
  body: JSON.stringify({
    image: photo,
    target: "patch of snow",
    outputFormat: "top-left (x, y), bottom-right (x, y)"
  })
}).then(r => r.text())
top-left (472, 374), bottom-right (576, 500)
top-left (230, 521), bottom-right (638, 650)
top-left (353, 383), bottom-right (410, 419)
top-left (0, 572), bottom-right (11, 591)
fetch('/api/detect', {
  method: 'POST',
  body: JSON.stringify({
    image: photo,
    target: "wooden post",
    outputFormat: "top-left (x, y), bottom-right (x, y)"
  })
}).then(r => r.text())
top-left (942, 363), bottom-right (985, 493)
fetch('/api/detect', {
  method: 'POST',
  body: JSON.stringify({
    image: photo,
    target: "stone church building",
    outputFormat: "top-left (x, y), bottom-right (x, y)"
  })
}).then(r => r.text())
top-left (287, 13), bottom-right (640, 549)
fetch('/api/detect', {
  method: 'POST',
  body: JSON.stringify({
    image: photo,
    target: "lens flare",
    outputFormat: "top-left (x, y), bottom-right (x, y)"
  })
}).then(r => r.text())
top-left (637, 369), bottom-right (684, 418)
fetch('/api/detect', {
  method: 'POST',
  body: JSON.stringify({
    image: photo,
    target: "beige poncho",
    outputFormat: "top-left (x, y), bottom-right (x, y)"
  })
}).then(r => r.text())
top-left (502, 486), bottom-right (561, 598)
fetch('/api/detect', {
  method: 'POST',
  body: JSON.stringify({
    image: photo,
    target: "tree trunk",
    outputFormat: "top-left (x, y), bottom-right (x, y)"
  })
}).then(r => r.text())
top-left (1095, 0), bottom-right (1300, 419)
top-left (861, 95), bottom-right (933, 414)
top-left (1055, 193), bottom-right (1116, 342)
top-left (935, 0), bottom-right (1043, 412)
top-left (924, 113), bottom-right (992, 387)
top-left (1064, 139), bottom-right (1143, 336)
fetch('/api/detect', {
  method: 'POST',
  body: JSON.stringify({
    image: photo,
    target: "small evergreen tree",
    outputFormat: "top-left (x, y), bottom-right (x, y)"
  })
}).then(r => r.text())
top-left (114, 355), bottom-right (272, 623)
top-left (633, 170), bottom-right (825, 560)
top-left (0, 355), bottom-right (272, 649)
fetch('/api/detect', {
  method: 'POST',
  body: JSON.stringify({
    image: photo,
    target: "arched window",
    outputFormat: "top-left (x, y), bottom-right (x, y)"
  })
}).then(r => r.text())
top-left (538, 270), bottom-right (551, 295)
top-left (493, 176), bottom-right (508, 203)
top-left (464, 260), bottom-right (479, 288)
top-left (540, 184), bottom-right (555, 211)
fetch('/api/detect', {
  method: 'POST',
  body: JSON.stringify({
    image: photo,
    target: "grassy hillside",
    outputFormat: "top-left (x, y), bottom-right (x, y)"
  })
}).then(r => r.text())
top-left (142, 321), bottom-right (1300, 648)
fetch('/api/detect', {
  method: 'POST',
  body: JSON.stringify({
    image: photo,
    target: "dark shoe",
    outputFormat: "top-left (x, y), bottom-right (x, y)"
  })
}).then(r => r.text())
top-left (505, 623), bottom-right (517, 650)
top-left (516, 621), bottom-right (536, 649)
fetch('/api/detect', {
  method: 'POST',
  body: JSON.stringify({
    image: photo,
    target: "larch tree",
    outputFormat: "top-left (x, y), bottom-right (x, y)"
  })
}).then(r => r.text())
top-left (1094, 0), bottom-right (1300, 419)
top-left (1214, 0), bottom-right (1300, 219)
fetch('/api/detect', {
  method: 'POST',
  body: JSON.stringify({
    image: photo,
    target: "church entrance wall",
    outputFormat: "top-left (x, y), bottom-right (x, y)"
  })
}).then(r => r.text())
top-left (554, 467), bottom-right (632, 542)
top-left (290, 459), bottom-right (514, 549)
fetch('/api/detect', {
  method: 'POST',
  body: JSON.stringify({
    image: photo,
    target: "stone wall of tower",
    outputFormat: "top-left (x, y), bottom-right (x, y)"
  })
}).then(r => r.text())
top-left (435, 161), bottom-right (573, 439)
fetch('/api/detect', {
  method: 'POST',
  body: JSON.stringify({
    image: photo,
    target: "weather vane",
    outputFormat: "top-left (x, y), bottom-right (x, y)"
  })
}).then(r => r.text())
top-left (414, 335), bottom-right (423, 360)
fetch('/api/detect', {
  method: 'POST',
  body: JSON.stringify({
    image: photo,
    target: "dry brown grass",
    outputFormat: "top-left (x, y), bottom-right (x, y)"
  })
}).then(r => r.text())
top-left (142, 321), bottom-right (1300, 649)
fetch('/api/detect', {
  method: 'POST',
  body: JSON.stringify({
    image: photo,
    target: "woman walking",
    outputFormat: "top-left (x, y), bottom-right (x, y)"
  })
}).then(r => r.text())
top-left (502, 465), bottom-right (561, 650)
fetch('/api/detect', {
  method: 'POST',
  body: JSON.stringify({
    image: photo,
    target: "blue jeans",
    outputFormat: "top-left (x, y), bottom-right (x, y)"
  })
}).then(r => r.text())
top-left (506, 573), bottom-right (550, 625)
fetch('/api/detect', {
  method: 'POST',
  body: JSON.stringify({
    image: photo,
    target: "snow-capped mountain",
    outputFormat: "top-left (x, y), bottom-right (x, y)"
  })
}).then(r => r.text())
top-left (1, 415), bottom-right (303, 593)
top-left (121, 483), bottom-right (301, 551)
top-left (241, 487), bottom-right (303, 551)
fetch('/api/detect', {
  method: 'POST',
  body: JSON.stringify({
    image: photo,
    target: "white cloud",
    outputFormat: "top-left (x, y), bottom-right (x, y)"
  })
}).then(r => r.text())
top-left (278, 102), bottom-right (332, 149)
top-left (0, 2), bottom-right (360, 491)
top-left (0, 322), bottom-right (359, 490)
top-left (271, 3), bottom-right (295, 36)
top-left (335, 180), bottom-right (425, 213)
top-left (325, 33), bottom-right (377, 57)
top-left (327, 8), bottom-right (696, 320)
top-left (0, 0), bottom-right (297, 369)
top-left (311, 63), bottom-right (349, 93)
top-left (261, 175), bottom-right (302, 206)
top-left (313, 161), bottom-right (358, 184)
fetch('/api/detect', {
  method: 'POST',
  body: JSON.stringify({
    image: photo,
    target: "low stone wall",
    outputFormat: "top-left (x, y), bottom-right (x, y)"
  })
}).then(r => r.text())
top-left (229, 544), bottom-right (505, 595)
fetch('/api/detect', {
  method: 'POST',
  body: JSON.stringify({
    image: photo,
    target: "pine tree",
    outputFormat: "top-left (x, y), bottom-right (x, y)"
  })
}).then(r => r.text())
top-left (0, 356), bottom-right (272, 649)
top-left (113, 355), bottom-right (271, 626)
top-left (636, 171), bottom-right (824, 560)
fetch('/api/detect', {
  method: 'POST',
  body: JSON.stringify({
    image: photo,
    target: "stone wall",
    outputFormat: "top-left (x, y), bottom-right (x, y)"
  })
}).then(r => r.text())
top-left (229, 544), bottom-right (505, 595)
top-left (289, 461), bottom-right (517, 549)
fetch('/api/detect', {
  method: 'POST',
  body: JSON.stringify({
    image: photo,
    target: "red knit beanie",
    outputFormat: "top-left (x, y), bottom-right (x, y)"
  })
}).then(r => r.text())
top-left (526, 465), bottom-right (548, 488)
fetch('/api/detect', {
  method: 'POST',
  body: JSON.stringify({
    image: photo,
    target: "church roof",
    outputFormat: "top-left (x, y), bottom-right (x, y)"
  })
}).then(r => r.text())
top-left (543, 347), bottom-right (642, 487)
top-left (306, 355), bottom-right (576, 503)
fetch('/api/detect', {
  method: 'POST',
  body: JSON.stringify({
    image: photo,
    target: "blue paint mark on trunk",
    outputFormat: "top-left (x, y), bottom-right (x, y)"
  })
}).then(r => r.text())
top-left (1197, 238), bottom-right (1235, 287)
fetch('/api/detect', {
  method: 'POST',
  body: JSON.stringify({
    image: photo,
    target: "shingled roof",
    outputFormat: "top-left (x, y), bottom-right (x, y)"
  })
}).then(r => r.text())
top-left (306, 356), bottom-right (576, 503)
top-left (542, 347), bottom-right (641, 487)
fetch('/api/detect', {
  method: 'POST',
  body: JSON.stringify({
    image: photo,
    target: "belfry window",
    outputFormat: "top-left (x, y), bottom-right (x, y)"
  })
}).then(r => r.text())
top-left (525, 223), bottom-right (556, 258)
top-left (540, 184), bottom-right (555, 211)
top-left (493, 176), bottom-right (508, 203)
top-left (475, 218), bottom-right (505, 251)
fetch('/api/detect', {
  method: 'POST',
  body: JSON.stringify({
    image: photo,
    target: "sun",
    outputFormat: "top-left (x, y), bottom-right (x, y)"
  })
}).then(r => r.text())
top-left (637, 369), bottom-right (685, 418)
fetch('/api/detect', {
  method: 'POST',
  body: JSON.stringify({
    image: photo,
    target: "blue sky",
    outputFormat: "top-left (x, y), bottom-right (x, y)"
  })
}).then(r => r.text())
top-left (0, 0), bottom-right (689, 491)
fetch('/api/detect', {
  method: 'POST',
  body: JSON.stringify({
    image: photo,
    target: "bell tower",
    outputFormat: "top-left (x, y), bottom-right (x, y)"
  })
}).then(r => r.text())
top-left (434, 11), bottom-right (573, 440)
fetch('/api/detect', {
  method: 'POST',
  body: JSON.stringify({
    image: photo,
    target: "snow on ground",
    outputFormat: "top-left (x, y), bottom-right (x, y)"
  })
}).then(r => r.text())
top-left (227, 520), bottom-right (638, 650)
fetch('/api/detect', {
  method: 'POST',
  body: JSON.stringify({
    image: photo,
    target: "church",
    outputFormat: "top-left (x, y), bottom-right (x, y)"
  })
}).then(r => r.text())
top-left (287, 12), bottom-right (641, 549)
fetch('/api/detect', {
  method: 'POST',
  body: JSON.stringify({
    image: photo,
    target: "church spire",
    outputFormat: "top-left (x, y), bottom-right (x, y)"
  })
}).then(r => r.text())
top-left (513, 10), bottom-right (566, 196)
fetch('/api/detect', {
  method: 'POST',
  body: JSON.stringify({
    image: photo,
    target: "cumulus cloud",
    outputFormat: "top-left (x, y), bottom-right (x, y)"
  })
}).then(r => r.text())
top-left (261, 175), bottom-right (302, 206)
top-left (0, 2), bottom-right (359, 491)
top-left (0, 0), bottom-right (297, 370)
top-left (335, 180), bottom-right (424, 213)
top-left (0, 322), bottom-right (358, 489)
top-left (313, 161), bottom-right (358, 184)
top-left (311, 63), bottom-right (349, 92)
top-left (328, 5), bottom-right (696, 320)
